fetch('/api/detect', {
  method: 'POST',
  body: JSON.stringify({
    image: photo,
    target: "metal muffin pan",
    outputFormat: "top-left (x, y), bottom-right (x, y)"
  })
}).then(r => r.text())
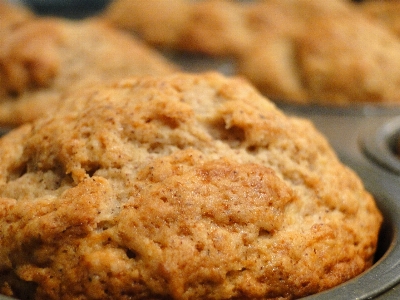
top-left (361, 115), bottom-right (400, 176)
top-left (19, 0), bottom-right (112, 19)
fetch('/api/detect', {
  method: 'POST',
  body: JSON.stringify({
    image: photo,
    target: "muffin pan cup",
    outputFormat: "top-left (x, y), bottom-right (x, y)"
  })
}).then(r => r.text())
top-left (19, 0), bottom-right (111, 19)
top-left (361, 115), bottom-right (400, 176)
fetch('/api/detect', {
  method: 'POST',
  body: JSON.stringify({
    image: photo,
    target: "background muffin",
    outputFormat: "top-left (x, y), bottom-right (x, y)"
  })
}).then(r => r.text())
top-left (0, 1), bottom-right (178, 127)
top-left (103, 0), bottom-right (400, 105)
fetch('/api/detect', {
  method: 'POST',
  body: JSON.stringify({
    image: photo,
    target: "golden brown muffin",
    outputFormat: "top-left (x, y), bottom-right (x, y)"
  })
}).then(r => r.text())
top-left (103, 0), bottom-right (400, 105)
top-left (0, 72), bottom-right (382, 299)
top-left (0, 3), bottom-right (178, 127)
top-left (0, 0), bottom-right (34, 31)
top-left (103, 0), bottom-right (191, 49)
top-left (357, 0), bottom-right (400, 38)
top-left (236, 0), bottom-right (400, 104)
top-left (0, 0), bottom-right (35, 107)
top-left (102, 0), bottom-right (251, 56)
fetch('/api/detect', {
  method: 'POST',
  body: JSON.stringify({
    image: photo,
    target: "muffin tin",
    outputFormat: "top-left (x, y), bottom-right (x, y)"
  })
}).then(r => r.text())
top-left (361, 115), bottom-right (400, 176)
top-left (2, 0), bottom-right (400, 299)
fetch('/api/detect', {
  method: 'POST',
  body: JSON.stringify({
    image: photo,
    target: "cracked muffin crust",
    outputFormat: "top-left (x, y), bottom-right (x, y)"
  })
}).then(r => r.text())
top-left (0, 72), bottom-right (382, 299)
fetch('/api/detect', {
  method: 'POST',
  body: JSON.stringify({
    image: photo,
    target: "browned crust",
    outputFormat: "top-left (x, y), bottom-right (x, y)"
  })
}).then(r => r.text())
top-left (103, 0), bottom-right (400, 105)
top-left (0, 72), bottom-right (382, 299)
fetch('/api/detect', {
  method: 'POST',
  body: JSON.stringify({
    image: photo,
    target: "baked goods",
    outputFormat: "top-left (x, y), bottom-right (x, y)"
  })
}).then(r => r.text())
top-left (0, 2), bottom-right (178, 127)
top-left (237, 0), bottom-right (400, 104)
top-left (102, 0), bottom-right (250, 56)
top-left (0, 72), bottom-right (382, 299)
top-left (102, 0), bottom-right (263, 57)
top-left (103, 0), bottom-right (400, 105)
top-left (357, 0), bottom-right (400, 38)
top-left (0, 0), bottom-right (34, 31)
top-left (0, 0), bottom-right (35, 105)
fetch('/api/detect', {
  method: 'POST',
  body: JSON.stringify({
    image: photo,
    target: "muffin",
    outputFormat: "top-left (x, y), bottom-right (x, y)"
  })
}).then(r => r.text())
top-left (103, 0), bottom-right (400, 105)
top-left (0, 72), bottom-right (382, 299)
top-left (0, 2), bottom-right (178, 127)
top-left (357, 0), bottom-right (400, 38)
top-left (0, 0), bottom-right (34, 31)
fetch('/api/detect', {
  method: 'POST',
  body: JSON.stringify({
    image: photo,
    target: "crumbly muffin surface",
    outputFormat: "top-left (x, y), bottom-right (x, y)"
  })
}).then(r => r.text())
top-left (0, 73), bottom-right (382, 299)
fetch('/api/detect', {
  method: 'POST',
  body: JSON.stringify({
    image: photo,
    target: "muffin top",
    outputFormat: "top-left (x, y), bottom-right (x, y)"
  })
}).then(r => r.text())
top-left (0, 72), bottom-right (382, 299)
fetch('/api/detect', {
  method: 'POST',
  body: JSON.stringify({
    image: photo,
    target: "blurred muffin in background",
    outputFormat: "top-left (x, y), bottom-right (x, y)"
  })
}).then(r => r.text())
top-left (0, 1), bottom-right (179, 127)
top-left (0, 0), bottom-right (33, 29)
top-left (357, 0), bottom-right (400, 38)
top-left (103, 0), bottom-right (400, 105)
